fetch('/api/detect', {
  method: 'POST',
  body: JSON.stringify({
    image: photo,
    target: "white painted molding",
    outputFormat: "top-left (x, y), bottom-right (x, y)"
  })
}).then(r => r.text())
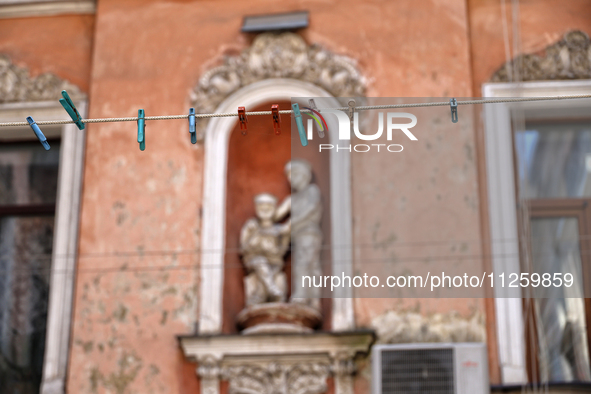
top-left (180, 331), bottom-right (374, 361)
top-left (199, 78), bottom-right (355, 335)
top-left (0, 99), bottom-right (86, 394)
top-left (482, 80), bottom-right (591, 384)
top-left (0, 0), bottom-right (95, 19)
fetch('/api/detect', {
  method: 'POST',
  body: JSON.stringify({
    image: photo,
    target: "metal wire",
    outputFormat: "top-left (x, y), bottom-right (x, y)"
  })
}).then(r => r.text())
top-left (2, 95), bottom-right (591, 127)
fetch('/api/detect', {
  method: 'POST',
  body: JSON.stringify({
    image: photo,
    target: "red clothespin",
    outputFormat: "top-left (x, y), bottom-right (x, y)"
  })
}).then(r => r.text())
top-left (271, 104), bottom-right (281, 135)
top-left (238, 107), bottom-right (248, 135)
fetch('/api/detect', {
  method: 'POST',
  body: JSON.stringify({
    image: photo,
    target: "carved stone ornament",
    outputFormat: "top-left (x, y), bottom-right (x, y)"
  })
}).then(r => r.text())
top-left (371, 310), bottom-right (486, 344)
top-left (331, 353), bottom-right (355, 394)
top-left (197, 356), bottom-right (222, 394)
top-left (491, 30), bottom-right (591, 82)
top-left (179, 331), bottom-right (374, 394)
top-left (222, 362), bottom-right (330, 394)
top-left (189, 32), bottom-right (366, 140)
top-left (0, 54), bottom-right (83, 103)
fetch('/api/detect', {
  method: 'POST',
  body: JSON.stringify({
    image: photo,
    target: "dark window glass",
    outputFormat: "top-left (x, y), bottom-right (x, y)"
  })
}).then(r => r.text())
top-left (0, 141), bottom-right (60, 394)
top-left (0, 142), bottom-right (60, 205)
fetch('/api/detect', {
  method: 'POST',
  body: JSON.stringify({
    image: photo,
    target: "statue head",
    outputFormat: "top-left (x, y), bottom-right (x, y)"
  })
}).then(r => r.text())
top-left (285, 159), bottom-right (312, 192)
top-left (254, 193), bottom-right (277, 221)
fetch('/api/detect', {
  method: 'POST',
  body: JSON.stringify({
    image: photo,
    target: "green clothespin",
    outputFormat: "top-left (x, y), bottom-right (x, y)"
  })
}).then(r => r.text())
top-left (59, 90), bottom-right (85, 130)
top-left (292, 103), bottom-right (307, 147)
top-left (137, 109), bottom-right (145, 151)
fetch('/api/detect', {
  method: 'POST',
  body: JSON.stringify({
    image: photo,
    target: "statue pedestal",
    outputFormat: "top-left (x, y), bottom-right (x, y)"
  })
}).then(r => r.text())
top-left (178, 330), bottom-right (376, 394)
top-left (236, 302), bottom-right (322, 334)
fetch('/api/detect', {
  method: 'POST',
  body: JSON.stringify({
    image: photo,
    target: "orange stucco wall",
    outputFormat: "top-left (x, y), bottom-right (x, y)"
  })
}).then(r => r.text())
top-left (0, 15), bottom-right (94, 93)
top-left (67, 0), bottom-right (481, 392)
top-left (2, 0), bottom-right (589, 392)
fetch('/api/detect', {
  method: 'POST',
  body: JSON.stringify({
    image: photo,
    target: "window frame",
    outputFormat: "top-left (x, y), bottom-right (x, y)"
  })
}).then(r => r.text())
top-left (0, 100), bottom-right (86, 394)
top-left (522, 199), bottom-right (591, 382)
top-left (483, 80), bottom-right (591, 385)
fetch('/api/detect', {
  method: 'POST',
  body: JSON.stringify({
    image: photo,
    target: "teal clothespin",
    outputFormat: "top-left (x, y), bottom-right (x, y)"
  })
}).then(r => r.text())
top-left (189, 108), bottom-right (196, 144)
top-left (59, 90), bottom-right (85, 130)
top-left (137, 109), bottom-right (145, 151)
top-left (26, 116), bottom-right (50, 150)
top-left (292, 103), bottom-right (307, 147)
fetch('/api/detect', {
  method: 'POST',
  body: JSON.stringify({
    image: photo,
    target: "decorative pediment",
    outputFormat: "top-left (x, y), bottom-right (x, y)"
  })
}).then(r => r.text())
top-left (189, 32), bottom-right (366, 139)
top-left (491, 30), bottom-right (591, 82)
top-left (0, 55), bottom-right (83, 103)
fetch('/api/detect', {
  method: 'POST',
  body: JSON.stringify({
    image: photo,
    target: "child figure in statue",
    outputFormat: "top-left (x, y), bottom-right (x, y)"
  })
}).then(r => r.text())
top-left (240, 193), bottom-right (291, 305)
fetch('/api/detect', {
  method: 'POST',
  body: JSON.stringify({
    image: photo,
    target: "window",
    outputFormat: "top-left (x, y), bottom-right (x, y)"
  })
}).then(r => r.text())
top-left (0, 100), bottom-right (86, 394)
top-left (0, 139), bottom-right (60, 393)
top-left (515, 120), bottom-right (591, 382)
top-left (483, 80), bottom-right (591, 385)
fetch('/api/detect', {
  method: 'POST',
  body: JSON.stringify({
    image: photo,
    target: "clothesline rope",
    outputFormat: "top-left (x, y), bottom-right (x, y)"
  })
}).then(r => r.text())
top-left (1, 94), bottom-right (591, 127)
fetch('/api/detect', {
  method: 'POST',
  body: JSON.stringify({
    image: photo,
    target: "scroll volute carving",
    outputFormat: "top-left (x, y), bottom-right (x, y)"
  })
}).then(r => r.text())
top-left (491, 30), bottom-right (591, 82)
top-left (0, 55), bottom-right (83, 103)
top-left (222, 362), bottom-right (330, 394)
top-left (190, 32), bottom-right (366, 140)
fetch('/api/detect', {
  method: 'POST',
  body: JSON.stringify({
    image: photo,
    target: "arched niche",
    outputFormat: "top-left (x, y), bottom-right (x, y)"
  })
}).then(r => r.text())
top-left (198, 78), bottom-right (354, 334)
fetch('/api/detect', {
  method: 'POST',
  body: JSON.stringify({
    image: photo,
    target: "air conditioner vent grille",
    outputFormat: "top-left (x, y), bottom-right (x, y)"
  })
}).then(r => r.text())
top-left (381, 348), bottom-right (454, 393)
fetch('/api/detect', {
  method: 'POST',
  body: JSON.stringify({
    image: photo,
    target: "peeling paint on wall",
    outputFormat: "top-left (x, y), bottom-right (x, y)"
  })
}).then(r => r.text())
top-left (88, 350), bottom-right (143, 394)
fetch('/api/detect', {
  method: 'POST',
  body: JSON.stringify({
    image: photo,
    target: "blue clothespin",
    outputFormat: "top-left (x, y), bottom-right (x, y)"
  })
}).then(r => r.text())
top-left (450, 98), bottom-right (458, 123)
top-left (59, 90), bottom-right (85, 130)
top-left (137, 109), bottom-right (145, 151)
top-left (26, 116), bottom-right (50, 150)
top-left (189, 108), bottom-right (196, 144)
top-left (292, 103), bottom-right (307, 147)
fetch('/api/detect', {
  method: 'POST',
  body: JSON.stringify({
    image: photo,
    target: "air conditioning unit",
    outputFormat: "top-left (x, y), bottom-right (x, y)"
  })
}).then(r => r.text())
top-left (372, 343), bottom-right (489, 394)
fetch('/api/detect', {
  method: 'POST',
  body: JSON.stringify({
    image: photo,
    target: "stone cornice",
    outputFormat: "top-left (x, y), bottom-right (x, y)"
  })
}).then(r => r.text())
top-left (178, 330), bottom-right (375, 362)
top-left (0, 1), bottom-right (95, 19)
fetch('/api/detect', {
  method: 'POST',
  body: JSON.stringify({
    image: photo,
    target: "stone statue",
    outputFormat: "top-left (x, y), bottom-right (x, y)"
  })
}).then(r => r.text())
top-left (275, 160), bottom-right (323, 311)
top-left (240, 193), bottom-right (291, 306)
top-left (237, 161), bottom-right (324, 333)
